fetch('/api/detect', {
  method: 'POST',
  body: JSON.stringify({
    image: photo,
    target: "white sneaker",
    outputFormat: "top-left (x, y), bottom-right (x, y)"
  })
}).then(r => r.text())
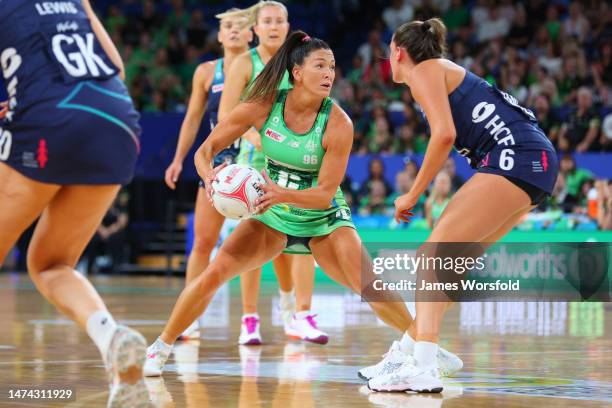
top-left (105, 326), bottom-right (151, 408)
top-left (238, 315), bottom-right (262, 346)
top-left (359, 341), bottom-right (463, 380)
top-left (285, 313), bottom-right (329, 344)
top-left (143, 340), bottom-right (172, 377)
top-left (176, 320), bottom-right (200, 341)
top-left (358, 341), bottom-right (406, 381)
top-left (436, 346), bottom-right (463, 377)
top-left (368, 357), bottom-right (443, 393)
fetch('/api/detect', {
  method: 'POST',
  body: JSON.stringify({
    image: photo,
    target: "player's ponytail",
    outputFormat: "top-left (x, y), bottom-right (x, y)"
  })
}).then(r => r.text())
top-left (244, 31), bottom-right (330, 103)
top-left (393, 18), bottom-right (447, 63)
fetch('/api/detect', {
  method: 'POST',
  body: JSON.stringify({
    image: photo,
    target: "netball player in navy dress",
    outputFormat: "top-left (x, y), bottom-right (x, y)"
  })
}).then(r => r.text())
top-left (366, 19), bottom-right (559, 393)
top-left (163, 8), bottom-right (252, 341)
top-left (0, 1), bottom-right (147, 406)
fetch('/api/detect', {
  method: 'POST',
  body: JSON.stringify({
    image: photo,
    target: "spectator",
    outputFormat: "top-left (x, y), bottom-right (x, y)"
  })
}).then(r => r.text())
top-left (414, 0), bottom-right (440, 21)
top-left (166, 33), bottom-right (186, 67)
top-left (442, 157), bottom-right (464, 192)
top-left (359, 180), bottom-right (390, 216)
top-left (451, 41), bottom-right (474, 70)
top-left (425, 171), bottom-right (452, 228)
top-left (357, 29), bottom-right (388, 67)
top-left (562, 1), bottom-right (590, 44)
top-left (549, 173), bottom-right (572, 212)
top-left (86, 191), bottom-right (130, 274)
top-left (443, 0), bottom-right (470, 32)
top-left (382, 0), bottom-right (414, 32)
top-left (592, 43), bottom-right (612, 102)
top-left (533, 94), bottom-right (560, 145)
top-left (390, 163), bottom-right (427, 217)
top-left (139, 0), bottom-right (161, 33)
top-left (363, 45), bottom-right (392, 85)
top-left (368, 117), bottom-right (394, 154)
top-left (186, 9), bottom-right (209, 50)
top-left (507, 6), bottom-right (531, 50)
top-left (537, 41), bottom-right (562, 78)
top-left (477, 6), bottom-right (511, 43)
top-left (401, 158), bottom-right (419, 181)
top-left (346, 55), bottom-right (364, 84)
top-left (557, 49), bottom-right (589, 104)
top-left (558, 87), bottom-right (601, 152)
top-left (558, 154), bottom-right (594, 206)
top-left (358, 158), bottom-right (392, 203)
top-left (544, 5), bottom-right (561, 42)
top-left (596, 180), bottom-right (612, 230)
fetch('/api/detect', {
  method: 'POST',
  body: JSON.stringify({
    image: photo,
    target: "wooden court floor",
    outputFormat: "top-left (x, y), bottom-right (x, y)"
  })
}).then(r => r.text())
top-left (0, 273), bottom-right (611, 407)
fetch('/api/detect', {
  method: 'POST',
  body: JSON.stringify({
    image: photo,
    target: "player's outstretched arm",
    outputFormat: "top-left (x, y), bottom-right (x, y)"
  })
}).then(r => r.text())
top-left (218, 52), bottom-right (252, 121)
top-left (195, 101), bottom-right (271, 181)
top-left (394, 61), bottom-right (456, 222)
top-left (165, 63), bottom-right (213, 189)
top-left (82, 0), bottom-right (125, 79)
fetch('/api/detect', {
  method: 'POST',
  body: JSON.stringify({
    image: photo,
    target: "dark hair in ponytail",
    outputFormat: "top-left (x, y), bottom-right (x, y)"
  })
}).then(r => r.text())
top-left (244, 30), bottom-right (330, 103)
top-left (393, 18), bottom-right (447, 63)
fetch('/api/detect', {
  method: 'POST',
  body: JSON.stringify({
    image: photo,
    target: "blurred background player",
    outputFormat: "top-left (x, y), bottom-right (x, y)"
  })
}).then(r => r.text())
top-left (218, 1), bottom-right (327, 346)
top-left (163, 8), bottom-right (253, 341)
top-left (0, 1), bottom-right (147, 406)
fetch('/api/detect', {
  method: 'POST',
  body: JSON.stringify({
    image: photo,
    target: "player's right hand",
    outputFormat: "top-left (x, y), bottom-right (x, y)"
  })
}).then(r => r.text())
top-left (164, 161), bottom-right (183, 190)
top-left (0, 101), bottom-right (8, 119)
top-left (204, 162), bottom-right (229, 202)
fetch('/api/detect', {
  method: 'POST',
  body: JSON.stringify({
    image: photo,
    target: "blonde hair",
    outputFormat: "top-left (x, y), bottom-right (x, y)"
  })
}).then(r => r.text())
top-left (215, 1), bottom-right (288, 28)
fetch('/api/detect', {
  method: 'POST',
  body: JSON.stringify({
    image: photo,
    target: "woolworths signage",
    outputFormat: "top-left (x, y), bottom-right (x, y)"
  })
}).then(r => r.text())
top-left (361, 242), bottom-right (611, 302)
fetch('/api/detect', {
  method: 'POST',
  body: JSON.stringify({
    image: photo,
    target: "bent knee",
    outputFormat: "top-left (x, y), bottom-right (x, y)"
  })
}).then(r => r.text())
top-left (195, 260), bottom-right (233, 291)
top-left (191, 235), bottom-right (218, 255)
top-left (27, 249), bottom-right (78, 276)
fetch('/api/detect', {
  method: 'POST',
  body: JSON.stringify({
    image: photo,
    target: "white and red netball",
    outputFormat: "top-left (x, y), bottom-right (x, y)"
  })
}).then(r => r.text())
top-left (211, 164), bottom-right (266, 220)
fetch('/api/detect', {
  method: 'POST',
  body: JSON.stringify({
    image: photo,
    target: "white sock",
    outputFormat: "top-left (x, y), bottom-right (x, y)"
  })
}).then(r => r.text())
top-left (295, 310), bottom-right (311, 319)
top-left (406, 301), bottom-right (416, 318)
top-left (86, 310), bottom-right (118, 357)
top-left (399, 332), bottom-right (415, 354)
top-left (152, 337), bottom-right (173, 353)
top-left (279, 289), bottom-right (295, 309)
top-left (413, 341), bottom-right (438, 368)
top-left (242, 313), bottom-right (259, 320)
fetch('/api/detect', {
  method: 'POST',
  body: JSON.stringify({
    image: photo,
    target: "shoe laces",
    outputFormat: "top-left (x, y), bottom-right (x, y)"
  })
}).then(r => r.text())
top-left (305, 314), bottom-right (319, 329)
top-left (244, 316), bottom-right (259, 334)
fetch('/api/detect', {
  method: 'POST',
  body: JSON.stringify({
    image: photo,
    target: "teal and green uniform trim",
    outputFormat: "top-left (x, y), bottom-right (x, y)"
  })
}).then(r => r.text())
top-left (236, 48), bottom-right (291, 171)
top-left (253, 90), bottom-right (355, 254)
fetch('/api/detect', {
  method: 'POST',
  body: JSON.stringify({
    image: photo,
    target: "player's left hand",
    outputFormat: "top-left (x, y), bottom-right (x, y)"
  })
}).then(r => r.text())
top-left (0, 101), bottom-right (7, 119)
top-left (394, 193), bottom-right (417, 223)
top-left (254, 171), bottom-right (282, 214)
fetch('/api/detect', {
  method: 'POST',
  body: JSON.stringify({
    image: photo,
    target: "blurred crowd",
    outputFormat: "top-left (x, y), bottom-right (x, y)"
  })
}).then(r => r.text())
top-left (100, 0), bottom-right (611, 229)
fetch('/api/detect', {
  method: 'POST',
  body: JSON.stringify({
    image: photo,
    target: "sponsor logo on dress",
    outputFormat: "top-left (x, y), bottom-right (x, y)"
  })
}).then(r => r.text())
top-left (305, 140), bottom-right (317, 153)
top-left (532, 161), bottom-right (544, 173)
top-left (212, 83), bottom-right (224, 93)
top-left (272, 116), bottom-right (280, 124)
top-left (264, 128), bottom-right (286, 143)
top-left (37, 139), bottom-right (48, 168)
top-left (288, 141), bottom-right (300, 148)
